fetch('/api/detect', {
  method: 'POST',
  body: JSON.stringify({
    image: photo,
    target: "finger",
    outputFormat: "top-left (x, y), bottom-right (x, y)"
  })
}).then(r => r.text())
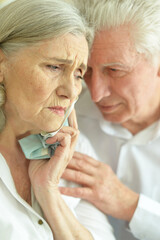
top-left (46, 129), bottom-right (77, 145)
top-left (60, 126), bottom-right (79, 138)
top-left (59, 186), bottom-right (93, 200)
top-left (59, 127), bottom-right (79, 161)
top-left (48, 134), bottom-right (72, 176)
top-left (45, 133), bottom-right (71, 165)
top-left (62, 168), bottom-right (94, 186)
top-left (60, 126), bottom-right (79, 160)
top-left (67, 155), bottom-right (96, 176)
top-left (46, 129), bottom-right (79, 167)
top-left (74, 152), bottom-right (100, 167)
top-left (68, 109), bottom-right (78, 129)
top-left (68, 151), bottom-right (100, 168)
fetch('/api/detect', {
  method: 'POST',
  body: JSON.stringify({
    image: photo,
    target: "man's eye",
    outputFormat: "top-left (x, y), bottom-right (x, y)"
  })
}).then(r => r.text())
top-left (108, 68), bottom-right (126, 77)
top-left (109, 68), bottom-right (118, 72)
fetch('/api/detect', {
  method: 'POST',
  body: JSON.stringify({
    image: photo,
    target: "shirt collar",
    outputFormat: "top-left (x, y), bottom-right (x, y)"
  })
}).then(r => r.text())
top-left (0, 153), bottom-right (46, 217)
top-left (0, 153), bottom-right (17, 193)
top-left (100, 118), bottom-right (160, 145)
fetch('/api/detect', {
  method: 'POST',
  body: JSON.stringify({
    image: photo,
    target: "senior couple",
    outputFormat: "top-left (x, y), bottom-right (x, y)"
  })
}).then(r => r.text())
top-left (0, 0), bottom-right (159, 239)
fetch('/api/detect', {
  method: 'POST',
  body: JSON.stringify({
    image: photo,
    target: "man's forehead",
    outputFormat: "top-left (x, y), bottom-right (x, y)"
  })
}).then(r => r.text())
top-left (93, 26), bottom-right (132, 45)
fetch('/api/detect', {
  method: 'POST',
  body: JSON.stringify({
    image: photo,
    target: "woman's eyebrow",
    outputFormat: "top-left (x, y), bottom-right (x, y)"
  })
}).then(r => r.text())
top-left (44, 56), bottom-right (73, 64)
top-left (44, 57), bottom-right (87, 72)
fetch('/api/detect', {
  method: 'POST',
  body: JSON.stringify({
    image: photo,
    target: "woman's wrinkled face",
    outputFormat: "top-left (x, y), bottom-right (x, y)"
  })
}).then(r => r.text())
top-left (1, 34), bottom-right (88, 134)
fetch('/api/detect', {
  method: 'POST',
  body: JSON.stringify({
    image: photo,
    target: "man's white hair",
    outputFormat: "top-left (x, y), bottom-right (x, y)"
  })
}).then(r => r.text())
top-left (73, 0), bottom-right (160, 58)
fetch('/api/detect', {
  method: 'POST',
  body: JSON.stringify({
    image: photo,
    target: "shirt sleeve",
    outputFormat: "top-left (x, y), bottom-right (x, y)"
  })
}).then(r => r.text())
top-left (129, 194), bottom-right (160, 240)
top-left (73, 133), bottom-right (116, 240)
top-left (76, 199), bottom-right (116, 240)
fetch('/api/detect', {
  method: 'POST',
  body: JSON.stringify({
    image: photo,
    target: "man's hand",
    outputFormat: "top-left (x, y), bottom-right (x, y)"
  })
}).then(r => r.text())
top-left (60, 151), bottom-right (139, 222)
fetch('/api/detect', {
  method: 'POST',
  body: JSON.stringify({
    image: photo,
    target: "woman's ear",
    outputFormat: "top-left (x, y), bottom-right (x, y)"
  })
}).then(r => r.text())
top-left (158, 66), bottom-right (160, 77)
top-left (157, 56), bottom-right (160, 77)
top-left (0, 49), bottom-right (6, 83)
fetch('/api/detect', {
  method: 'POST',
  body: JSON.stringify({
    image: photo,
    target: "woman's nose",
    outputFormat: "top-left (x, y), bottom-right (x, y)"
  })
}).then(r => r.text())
top-left (56, 75), bottom-right (81, 100)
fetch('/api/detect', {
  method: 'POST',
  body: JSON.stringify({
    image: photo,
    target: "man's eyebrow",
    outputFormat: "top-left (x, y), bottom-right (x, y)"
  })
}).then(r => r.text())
top-left (103, 62), bottom-right (125, 67)
top-left (44, 57), bottom-right (87, 72)
top-left (102, 62), bottom-right (129, 69)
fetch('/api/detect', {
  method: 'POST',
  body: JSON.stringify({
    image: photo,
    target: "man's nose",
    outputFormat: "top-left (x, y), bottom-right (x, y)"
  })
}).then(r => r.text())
top-left (88, 71), bottom-right (111, 102)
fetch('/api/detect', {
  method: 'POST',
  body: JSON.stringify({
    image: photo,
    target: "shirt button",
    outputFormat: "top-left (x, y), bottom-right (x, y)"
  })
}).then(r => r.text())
top-left (38, 219), bottom-right (43, 225)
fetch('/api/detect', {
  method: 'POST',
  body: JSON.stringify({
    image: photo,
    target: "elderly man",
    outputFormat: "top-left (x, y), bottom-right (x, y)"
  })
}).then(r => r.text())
top-left (60, 0), bottom-right (160, 240)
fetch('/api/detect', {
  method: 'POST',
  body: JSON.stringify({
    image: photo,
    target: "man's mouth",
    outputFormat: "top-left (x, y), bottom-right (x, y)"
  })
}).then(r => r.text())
top-left (98, 103), bottom-right (121, 113)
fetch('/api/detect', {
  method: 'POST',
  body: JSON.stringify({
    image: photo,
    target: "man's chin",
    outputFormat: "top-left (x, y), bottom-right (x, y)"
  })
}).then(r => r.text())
top-left (102, 112), bottom-right (129, 124)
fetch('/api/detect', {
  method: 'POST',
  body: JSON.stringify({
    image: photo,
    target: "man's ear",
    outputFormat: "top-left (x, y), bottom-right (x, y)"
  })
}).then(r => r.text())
top-left (0, 49), bottom-right (6, 83)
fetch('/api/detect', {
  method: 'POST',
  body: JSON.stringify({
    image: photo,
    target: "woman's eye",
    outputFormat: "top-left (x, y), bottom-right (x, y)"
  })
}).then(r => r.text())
top-left (76, 75), bottom-right (83, 80)
top-left (46, 65), bottom-right (60, 71)
top-left (74, 69), bottom-right (83, 80)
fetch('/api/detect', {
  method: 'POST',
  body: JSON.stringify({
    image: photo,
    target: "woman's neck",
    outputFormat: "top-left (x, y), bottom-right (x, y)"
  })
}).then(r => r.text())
top-left (0, 126), bottom-right (32, 205)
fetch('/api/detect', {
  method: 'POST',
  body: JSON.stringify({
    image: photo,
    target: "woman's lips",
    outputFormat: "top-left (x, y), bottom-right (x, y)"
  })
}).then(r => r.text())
top-left (48, 106), bottom-right (66, 116)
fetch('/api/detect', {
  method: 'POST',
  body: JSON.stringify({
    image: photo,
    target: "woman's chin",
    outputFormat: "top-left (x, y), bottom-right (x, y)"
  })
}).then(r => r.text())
top-left (40, 125), bottom-right (62, 135)
top-left (29, 120), bottom-right (64, 135)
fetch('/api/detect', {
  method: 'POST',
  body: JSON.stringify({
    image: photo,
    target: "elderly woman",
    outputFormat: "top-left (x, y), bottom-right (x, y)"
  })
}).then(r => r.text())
top-left (0, 0), bottom-right (116, 239)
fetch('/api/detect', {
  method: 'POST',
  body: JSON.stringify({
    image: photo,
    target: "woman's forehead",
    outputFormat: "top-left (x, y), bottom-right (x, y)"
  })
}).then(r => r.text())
top-left (31, 34), bottom-right (89, 65)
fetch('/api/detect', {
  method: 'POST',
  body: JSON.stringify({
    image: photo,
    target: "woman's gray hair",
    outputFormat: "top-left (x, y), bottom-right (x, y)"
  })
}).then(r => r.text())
top-left (0, 0), bottom-right (93, 131)
top-left (0, 0), bottom-right (93, 53)
top-left (73, 0), bottom-right (160, 58)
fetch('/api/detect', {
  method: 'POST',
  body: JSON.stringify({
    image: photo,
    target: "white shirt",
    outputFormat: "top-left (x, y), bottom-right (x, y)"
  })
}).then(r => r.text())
top-left (76, 89), bottom-right (160, 240)
top-left (0, 133), bottom-right (115, 240)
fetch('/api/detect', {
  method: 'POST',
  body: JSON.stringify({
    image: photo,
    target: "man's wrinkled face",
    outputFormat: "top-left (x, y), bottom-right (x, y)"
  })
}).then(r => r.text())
top-left (85, 26), bottom-right (160, 126)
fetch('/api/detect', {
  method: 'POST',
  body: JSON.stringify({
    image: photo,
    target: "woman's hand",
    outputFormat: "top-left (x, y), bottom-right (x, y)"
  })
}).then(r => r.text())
top-left (28, 110), bottom-right (79, 194)
top-left (29, 128), bottom-right (78, 193)
top-left (60, 151), bottom-right (139, 222)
